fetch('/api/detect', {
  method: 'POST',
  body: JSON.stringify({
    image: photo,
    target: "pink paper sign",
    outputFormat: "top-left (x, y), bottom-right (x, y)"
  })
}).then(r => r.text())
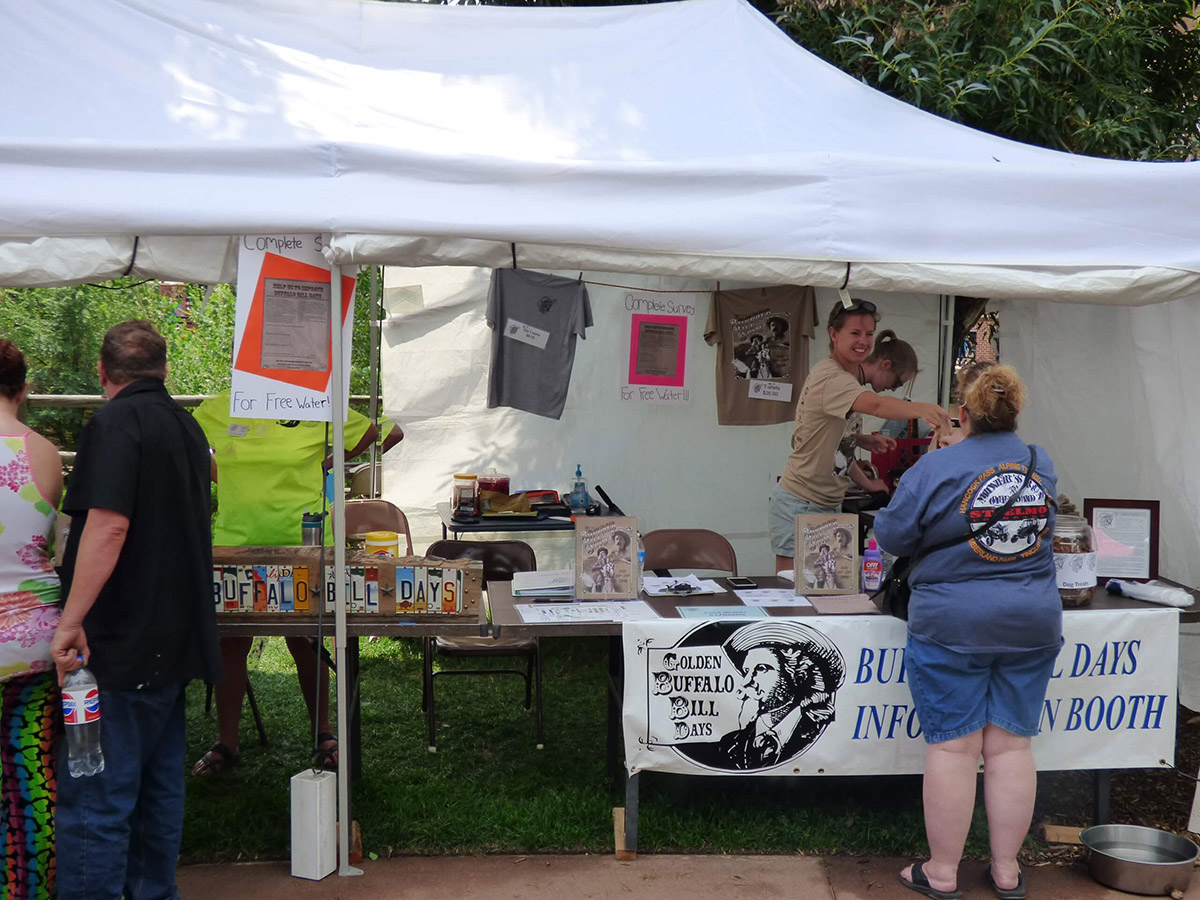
top-left (628, 314), bottom-right (687, 387)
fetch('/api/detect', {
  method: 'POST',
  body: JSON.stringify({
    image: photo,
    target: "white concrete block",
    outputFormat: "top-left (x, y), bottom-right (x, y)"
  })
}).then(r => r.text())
top-left (290, 769), bottom-right (336, 881)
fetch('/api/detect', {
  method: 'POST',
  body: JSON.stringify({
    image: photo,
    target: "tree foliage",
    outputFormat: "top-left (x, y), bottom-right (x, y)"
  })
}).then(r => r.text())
top-left (774, 0), bottom-right (1200, 160)
top-left (0, 273), bottom-right (379, 449)
top-left (0, 281), bottom-right (235, 446)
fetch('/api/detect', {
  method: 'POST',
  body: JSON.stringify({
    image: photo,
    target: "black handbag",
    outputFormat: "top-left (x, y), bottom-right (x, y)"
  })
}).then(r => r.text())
top-left (872, 446), bottom-right (1038, 620)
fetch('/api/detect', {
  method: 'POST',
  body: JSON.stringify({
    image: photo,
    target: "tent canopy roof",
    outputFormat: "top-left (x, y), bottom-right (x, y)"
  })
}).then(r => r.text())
top-left (3, 0), bottom-right (1199, 303)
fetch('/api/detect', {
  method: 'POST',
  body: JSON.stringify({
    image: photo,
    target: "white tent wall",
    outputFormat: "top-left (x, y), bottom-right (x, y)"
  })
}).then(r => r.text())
top-left (1002, 297), bottom-right (1200, 589)
top-left (378, 267), bottom-right (941, 573)
top-left (1003, 295), bottom-right (1200, 709)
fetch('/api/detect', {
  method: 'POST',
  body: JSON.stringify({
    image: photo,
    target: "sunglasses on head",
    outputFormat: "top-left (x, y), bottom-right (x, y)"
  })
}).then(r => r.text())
top-left (840, 298), bottom-right (877, 314)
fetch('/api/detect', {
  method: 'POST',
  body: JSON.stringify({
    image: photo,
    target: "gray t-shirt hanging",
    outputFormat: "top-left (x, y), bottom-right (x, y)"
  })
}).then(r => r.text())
top-left (486, 268), bottom-right (593, 419)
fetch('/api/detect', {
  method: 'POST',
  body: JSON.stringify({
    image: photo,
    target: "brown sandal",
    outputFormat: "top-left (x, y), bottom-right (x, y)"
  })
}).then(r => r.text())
top-left (192, 742), bottom-right (240, 776)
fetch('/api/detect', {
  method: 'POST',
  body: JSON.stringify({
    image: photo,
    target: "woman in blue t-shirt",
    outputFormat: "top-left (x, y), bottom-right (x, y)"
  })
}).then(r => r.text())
top-left (875, 363), bottom-right (1061, 900)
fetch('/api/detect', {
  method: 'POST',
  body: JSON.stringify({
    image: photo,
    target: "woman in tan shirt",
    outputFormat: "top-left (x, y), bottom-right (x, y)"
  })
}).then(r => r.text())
top-left (769, 299), bottom-right (952, 573)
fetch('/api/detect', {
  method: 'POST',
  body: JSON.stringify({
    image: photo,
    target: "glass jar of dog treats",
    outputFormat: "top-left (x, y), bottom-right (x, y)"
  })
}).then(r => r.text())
top-left (1053, 515), bottom-right (1096, 607)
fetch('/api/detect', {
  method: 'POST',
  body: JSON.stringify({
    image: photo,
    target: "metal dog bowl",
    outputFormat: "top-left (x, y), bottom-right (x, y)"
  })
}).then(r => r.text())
top-left (1080, 824), bottom-right (1198, 896)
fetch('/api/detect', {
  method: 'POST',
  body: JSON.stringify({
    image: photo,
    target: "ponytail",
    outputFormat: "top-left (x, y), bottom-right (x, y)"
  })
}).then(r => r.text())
top-left (865, 330), bottom-right (917, 382)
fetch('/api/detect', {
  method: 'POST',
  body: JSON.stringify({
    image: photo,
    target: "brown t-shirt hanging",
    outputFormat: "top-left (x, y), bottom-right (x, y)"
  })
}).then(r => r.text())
top-left (704, 285), bottom-right (817, 425)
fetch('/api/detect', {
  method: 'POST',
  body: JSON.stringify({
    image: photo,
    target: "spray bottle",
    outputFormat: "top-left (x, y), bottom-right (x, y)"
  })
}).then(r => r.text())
top-left (862, 539), bottom-right (883, 591)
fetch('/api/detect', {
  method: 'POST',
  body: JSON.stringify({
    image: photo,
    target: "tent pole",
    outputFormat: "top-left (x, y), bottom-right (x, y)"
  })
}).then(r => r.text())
top-left (330, 264), bottom-right (361, 877)
top-left (368, 266), bottom-right (380, 498)
top-left (939, 295), bottom-right (955, 407)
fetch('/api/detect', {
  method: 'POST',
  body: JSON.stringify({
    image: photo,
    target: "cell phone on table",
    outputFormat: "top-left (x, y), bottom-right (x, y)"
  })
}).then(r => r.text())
top-left (726, 576), bottom-right (757, 589)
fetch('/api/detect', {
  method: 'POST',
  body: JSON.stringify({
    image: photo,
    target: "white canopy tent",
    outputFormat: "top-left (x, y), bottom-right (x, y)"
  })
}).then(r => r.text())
top-left (3, 0), bottom-right (1200, 873)
top-left (3, 0), bottom-right (1200, 305)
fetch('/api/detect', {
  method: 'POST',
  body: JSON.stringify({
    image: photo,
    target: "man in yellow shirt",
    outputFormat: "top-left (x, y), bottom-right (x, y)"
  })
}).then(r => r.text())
top-left (191, 391), bottom-right (400, 773)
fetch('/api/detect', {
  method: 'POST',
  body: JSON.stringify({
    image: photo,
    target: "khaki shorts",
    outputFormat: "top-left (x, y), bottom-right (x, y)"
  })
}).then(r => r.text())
top-left (768, 484), bottom-right (839, 557)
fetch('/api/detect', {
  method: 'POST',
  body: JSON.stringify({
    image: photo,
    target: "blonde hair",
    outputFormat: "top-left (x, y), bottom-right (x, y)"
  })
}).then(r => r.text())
top-left (959, 363), bottom-right (1025, 433)
top-left (865, 330), bottom-right (918, 382)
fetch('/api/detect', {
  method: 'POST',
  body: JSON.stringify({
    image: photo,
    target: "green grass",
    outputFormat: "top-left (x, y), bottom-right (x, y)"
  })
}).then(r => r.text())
top-left (178, 636), bottom-right (1064, 862)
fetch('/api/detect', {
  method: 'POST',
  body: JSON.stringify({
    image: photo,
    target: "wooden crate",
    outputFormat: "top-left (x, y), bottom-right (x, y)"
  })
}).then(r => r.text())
top-left (211, 546), bottom-right (481, 619)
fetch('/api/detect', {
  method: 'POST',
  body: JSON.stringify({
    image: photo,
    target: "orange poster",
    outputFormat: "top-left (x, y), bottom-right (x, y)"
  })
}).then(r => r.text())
top-left (232, 235), bottom-right (355, 420)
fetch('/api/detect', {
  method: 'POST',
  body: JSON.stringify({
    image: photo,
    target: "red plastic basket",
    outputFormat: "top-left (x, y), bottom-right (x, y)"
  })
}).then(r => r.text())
top-left (871, 437), bottom-right (932, 490)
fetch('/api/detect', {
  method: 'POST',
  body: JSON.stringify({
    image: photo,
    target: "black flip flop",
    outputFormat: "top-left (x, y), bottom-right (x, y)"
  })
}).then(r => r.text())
top-left (898, 862), bottom-right (964, 900)
top-left (192, 742), bottom-right (240, 776)
top-left (984, 868), bottom-right (1026, 900)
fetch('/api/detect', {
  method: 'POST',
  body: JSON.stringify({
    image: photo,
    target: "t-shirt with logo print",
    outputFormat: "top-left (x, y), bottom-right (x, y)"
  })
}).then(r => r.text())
top-left (704, 285), bottom-right (817, 425)
top-left (486, 268), bottom-right (593, 420)
top-left (873, 430), bottom-right (1062, 654)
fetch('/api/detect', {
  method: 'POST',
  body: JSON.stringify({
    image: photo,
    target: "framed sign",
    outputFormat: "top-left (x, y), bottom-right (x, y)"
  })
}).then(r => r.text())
top-left (575, 517), bottom-right (640, 600)
top-left (1084, 498), bottom-right (1160, 581)
top-left (794, 513), bottom-right (859, 595)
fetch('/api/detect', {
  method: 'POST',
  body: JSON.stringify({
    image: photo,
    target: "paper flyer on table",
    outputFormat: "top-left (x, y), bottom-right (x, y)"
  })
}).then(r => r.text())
top-left (677, 606), bottom-right (768, 619)
top-left (734, 588), bottom-right (811, 607)
top-left (511, 569), bottom-right (574, 597)
top-left (516, 600), bottom-right (657, 624)
top-left (807, 593), bottom-right (879, 615)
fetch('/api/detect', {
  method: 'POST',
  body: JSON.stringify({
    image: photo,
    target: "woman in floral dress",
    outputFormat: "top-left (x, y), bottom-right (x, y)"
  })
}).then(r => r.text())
top-left (0, 340), bottom-right (63, 899)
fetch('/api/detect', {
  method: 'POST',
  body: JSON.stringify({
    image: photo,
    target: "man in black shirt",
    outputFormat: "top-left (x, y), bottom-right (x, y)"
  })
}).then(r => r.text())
top-left (51, 320), bottom-right (220, 900)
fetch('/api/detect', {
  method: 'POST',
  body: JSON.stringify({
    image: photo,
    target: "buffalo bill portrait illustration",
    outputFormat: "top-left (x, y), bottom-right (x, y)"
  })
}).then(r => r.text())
top-left (679, 620), bottom-right (846, 771)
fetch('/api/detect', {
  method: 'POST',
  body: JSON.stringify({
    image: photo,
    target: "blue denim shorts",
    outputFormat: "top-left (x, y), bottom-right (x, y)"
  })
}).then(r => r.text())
top-left (906, 633), bottom-right (1061, 744)
top-left (768, 484), bottom-right (839, 557)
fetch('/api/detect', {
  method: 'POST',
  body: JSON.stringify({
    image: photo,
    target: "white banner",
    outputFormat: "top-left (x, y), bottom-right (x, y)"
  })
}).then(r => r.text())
top-left (232, 234), bottom-right (355, 421)
top-left (623, 609), bottom-right (1178, 776)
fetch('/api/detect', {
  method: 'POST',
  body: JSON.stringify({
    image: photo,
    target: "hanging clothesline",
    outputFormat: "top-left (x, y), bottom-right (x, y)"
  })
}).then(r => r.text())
top-left (507, 243), bottom-right (784, 295)
top-left (576, 278), bottom-right (788, 295)
top-left (580, 278), bottom-right (717, 294)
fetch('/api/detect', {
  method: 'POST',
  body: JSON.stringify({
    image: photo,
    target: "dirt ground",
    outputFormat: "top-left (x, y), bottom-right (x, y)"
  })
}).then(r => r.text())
top-left (177, 853), bottom-right (1200, 899)
top-left (1028, 703), bottom-right (1199, 865)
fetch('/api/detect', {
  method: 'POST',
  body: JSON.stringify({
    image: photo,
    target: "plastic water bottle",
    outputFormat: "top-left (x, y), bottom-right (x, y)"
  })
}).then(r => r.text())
top-left (636, 531), bottom-right (646, 595)
top-left (62, 666), bottom-right (104, 777)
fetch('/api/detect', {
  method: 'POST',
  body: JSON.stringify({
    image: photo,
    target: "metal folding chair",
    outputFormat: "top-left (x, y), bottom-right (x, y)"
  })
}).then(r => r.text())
top-left (423, 539), bottom-right (543, 751)
top-left (642, 528), bottom-right (739, 577)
